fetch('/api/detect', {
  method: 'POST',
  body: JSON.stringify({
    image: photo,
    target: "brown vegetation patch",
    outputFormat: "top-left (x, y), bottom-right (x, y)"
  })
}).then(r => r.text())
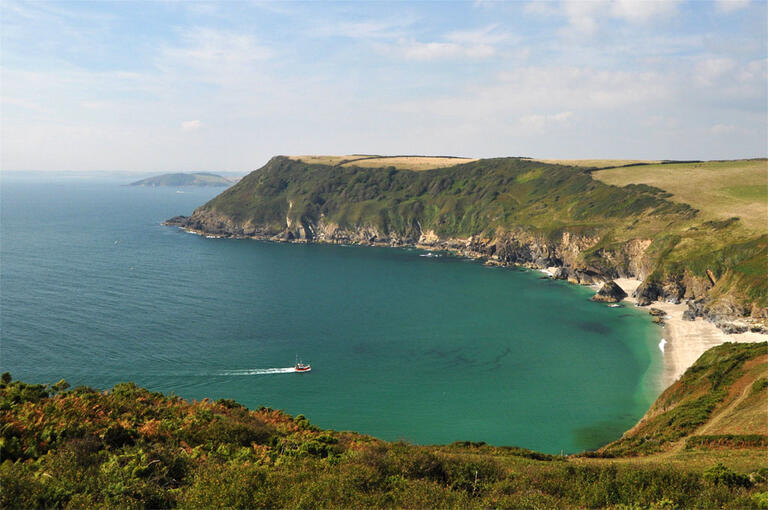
top-left (285, 154), bottom-right (477, 171)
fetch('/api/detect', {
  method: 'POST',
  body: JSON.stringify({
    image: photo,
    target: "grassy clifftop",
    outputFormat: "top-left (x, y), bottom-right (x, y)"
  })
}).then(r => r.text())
top-left (594, 159), bottom-right (768, 233)
top-left (174, 156), bottom-right (767, 317)
top-left (2, 343), bottom-right (767, 509)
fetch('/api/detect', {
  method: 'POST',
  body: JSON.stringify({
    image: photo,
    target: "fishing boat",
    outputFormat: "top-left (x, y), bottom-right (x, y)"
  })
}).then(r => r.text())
top-left (294, 356), bottom-right (311, 373)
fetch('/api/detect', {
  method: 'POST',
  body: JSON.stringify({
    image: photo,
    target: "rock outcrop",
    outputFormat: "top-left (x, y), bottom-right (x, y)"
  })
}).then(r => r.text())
top-left (591, 281), bottom-right (628, 303)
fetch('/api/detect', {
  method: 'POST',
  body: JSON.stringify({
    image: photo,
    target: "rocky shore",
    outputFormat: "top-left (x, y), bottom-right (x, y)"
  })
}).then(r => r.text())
top-left (165, 213), bottom-right (767, 337)
top-left (613, 278), bottom-right (766, 386)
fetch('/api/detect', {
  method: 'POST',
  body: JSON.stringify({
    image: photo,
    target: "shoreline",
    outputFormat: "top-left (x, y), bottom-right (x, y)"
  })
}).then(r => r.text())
top-left (173, 224), bottom-right (766, 390)
top-left (614, 278), bottom-right (766, 388)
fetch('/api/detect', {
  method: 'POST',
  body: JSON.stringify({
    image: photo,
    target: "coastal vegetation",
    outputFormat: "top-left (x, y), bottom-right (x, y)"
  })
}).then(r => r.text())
top-left (168, 156), bottom-right (768, 322)
top-left (599, 341), bottom-right (767, 457)
top-left (130, 173), bottom-right (234, 187)
top-left (593, 159), bottom-right (768, 233)
top-left (2, 343), bottom-right (766, 509)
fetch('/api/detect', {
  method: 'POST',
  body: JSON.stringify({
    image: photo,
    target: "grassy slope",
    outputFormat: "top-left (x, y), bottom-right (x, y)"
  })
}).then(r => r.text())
top-left (593, 159), bottom-right (768, 234)
top-left (198, 156), bottom-right (767, 311)
top-left (600, 342), bottom-right (768, 457)
top-left (2, 344), bottom-right (767, 509)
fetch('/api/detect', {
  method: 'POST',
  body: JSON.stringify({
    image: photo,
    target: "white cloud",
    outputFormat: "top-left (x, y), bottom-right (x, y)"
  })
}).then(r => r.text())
top-left (695, 57), bottom-right (737, 86)
top-left (710, 124), bottom-right (737, 134)
top-left (373, 24), bottom-right (515, 61)
top-left (161, 28), bottom-right (273, 67)
top-left (318, 19), bottom-right (414, 40)
top-left (382, 24), bottom-right (515, 61)
top-left (524, 1), bottom-right (560, 17)
top-left (444, 24), bottom-right (515, 45)
top-left (715, 0), bottom-right (751, 12)
top-left (611, 0), bottom-right (680, 22)
top-left (181, 120), bottom-right (202, 131)
top-left (1, 95), bottom-right (46, 112)
top-left (519, 111), bottom-right (574, 132)
top-left (541, 0), bottom-right (682, 36)
top-left (399, 41), bottom-right (496, 60)
top-left (562, 1), bottom-right (603, 35)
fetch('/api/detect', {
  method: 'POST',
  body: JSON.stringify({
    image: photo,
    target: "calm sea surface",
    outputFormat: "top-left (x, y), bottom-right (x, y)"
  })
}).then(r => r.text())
top-left (1, 173), bottom-right (663, 453)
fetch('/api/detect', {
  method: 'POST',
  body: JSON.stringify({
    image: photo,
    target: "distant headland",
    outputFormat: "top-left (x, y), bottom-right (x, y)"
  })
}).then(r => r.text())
top-left (130, 172), bottom-right (234, 187)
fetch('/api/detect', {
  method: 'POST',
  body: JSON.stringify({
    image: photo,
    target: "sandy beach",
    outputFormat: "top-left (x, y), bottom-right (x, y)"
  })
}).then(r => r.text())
top-left (613, 278), bottom-right (766, 387)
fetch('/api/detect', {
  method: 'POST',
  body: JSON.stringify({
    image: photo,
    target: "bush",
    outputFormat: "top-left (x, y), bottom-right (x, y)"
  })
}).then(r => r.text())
top-left (180, 463), bottom-right (272, 509)
top-left (703, 463), bottom-right (753, 488)
top-left (102, 424), bottom-right (137, 449)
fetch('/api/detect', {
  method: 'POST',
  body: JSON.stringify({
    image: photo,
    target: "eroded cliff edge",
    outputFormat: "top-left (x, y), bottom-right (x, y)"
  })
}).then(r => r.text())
top-left (166, 156), bottom-right (767, 330)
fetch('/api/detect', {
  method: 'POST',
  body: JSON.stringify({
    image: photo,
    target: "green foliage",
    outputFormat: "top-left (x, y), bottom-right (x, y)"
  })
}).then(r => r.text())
top-left (1, 372), bottom-right (766, 509)
top-left (703, 463), bottom-right (753, 488)
top-left (600, 342), bottom-right (768, 456)
top-left (686, 434), bottom-right (768, 449)
top-left (753, 491), bottom-right (768, 509)
top-left (752, 377), bottom-right (768, 394)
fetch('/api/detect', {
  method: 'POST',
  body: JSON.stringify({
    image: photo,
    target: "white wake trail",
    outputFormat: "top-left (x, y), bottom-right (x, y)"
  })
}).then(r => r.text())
top-left (218, 367), bottom-right (296, 376)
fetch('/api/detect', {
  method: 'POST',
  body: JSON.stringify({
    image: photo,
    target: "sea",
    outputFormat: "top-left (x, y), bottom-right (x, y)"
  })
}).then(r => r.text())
top-left (0, 172), bottom-right (663, 454)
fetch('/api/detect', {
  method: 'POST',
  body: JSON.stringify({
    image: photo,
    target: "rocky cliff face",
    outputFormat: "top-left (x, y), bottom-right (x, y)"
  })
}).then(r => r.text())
top-left (167, 210), bottom-right (649, 287)
top-left (166, 208), bottom-right (766, 331)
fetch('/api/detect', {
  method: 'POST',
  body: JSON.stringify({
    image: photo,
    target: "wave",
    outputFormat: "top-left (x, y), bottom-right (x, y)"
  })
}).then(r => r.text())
top-left (218, 367), bottom-right (297, 376)
top-left (658, 338), bottom-right (667, 353)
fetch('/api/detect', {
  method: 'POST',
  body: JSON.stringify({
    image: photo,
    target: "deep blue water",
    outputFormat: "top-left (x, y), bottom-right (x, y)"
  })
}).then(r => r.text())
top-left (0, 173), bottom-right (663, 453)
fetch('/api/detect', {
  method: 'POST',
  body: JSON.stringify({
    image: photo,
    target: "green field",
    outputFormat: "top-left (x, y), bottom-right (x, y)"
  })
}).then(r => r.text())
top-left (593, 159), bottom-right (768, 233)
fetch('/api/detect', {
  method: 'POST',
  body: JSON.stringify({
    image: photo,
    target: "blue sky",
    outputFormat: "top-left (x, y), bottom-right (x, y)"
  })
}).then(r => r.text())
top-left (1, 0), bottom-right (766, 172)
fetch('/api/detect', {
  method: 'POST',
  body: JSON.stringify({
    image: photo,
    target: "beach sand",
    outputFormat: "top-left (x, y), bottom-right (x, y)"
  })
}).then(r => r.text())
top-left (613, 278), bottom-right (766, 387)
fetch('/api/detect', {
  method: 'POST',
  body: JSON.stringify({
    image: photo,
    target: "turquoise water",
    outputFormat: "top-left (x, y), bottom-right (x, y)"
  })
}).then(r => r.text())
top-left (1, 174), bottom-right (663, 453)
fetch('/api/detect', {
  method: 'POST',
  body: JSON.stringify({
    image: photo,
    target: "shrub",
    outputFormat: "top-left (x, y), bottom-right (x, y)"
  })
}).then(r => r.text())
top-left (102, 424), bottom-right (137, 449)
top-left (703, 463), bottom-right (753, 488)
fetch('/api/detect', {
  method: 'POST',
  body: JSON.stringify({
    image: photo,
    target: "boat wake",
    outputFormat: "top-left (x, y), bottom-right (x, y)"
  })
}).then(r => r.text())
top-left (218, 367), bottom-right (297, 376)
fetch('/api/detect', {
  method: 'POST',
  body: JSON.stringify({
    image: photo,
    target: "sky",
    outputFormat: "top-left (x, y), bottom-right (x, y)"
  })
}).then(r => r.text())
top-left (1, 0), bottom-right (766, 172)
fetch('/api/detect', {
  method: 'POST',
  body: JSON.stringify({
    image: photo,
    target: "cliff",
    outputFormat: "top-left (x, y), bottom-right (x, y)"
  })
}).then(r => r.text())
top-left (166, 156), bottom-right (768, 326)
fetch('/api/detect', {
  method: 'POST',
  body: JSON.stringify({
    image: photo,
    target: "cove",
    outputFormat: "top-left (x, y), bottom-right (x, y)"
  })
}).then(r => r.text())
top-left (1, 176), bottom-right (663, 454)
